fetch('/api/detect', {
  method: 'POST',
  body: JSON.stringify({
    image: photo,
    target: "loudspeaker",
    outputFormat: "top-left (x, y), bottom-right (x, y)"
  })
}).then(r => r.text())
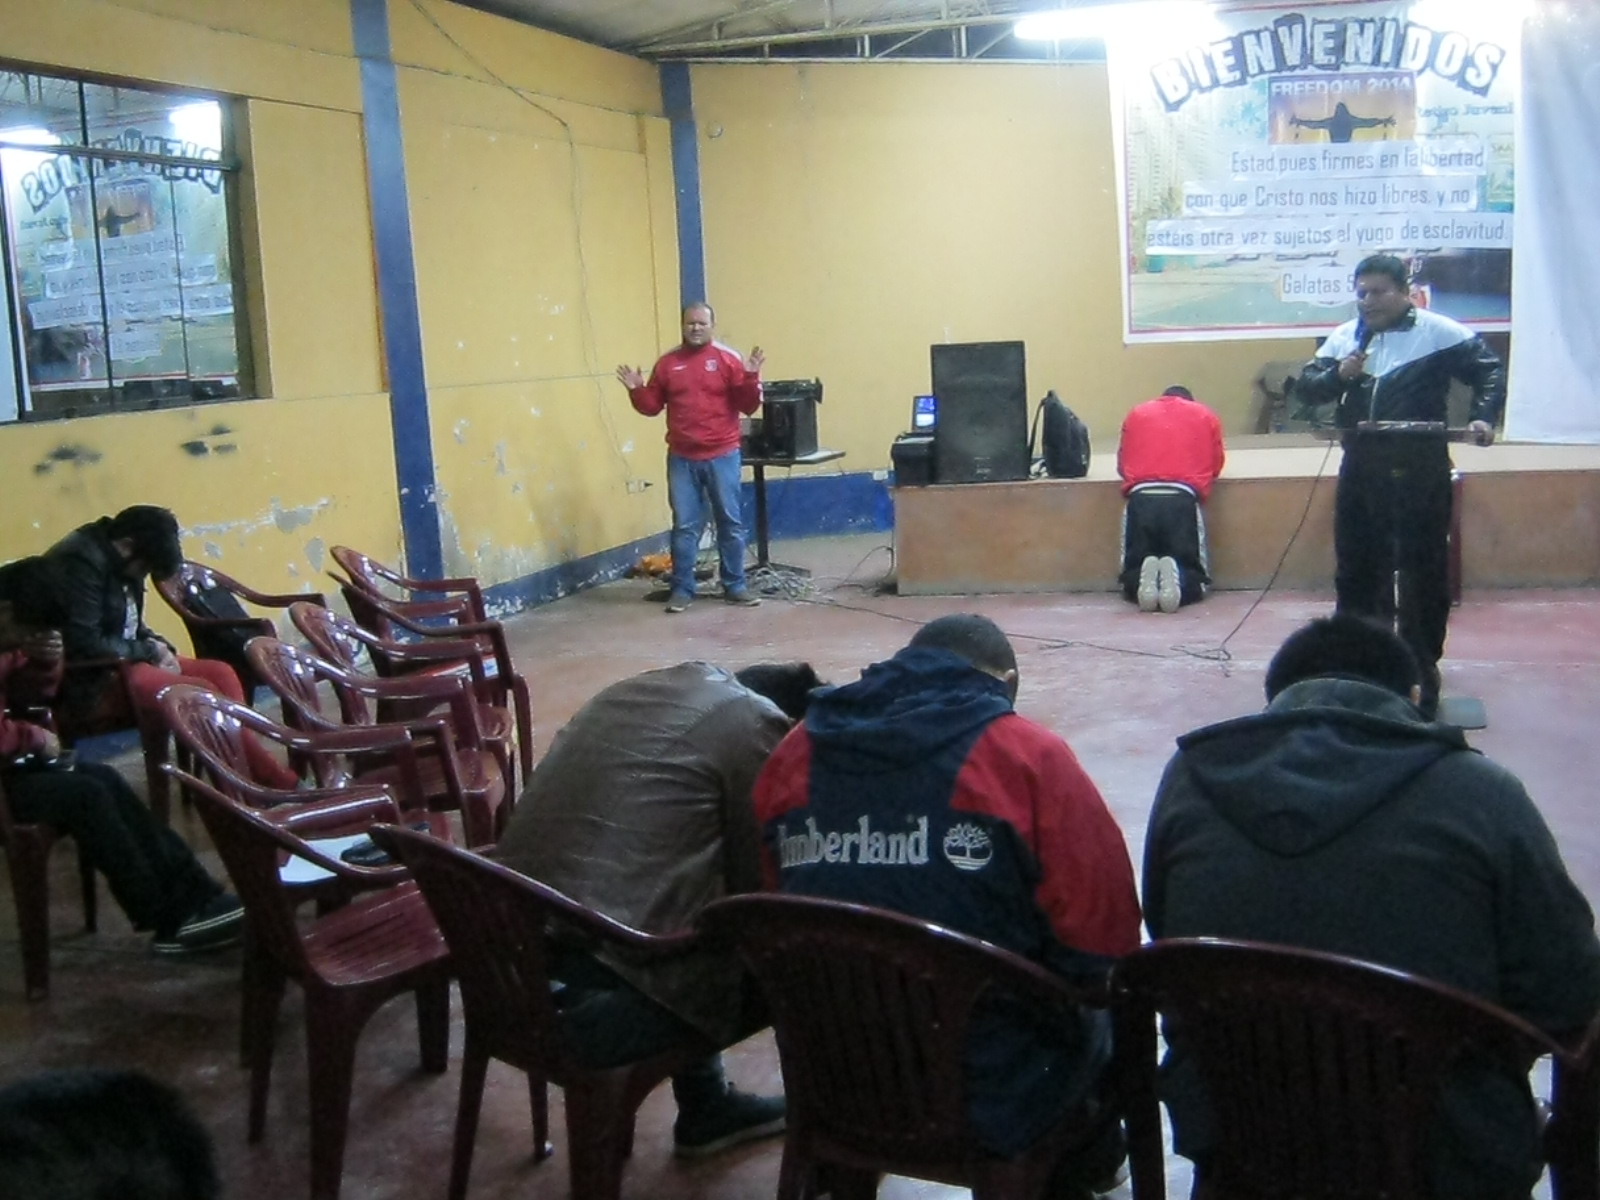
top-left (890, 434), bottom-right (935, 486)
top-left (930, 341), bottom-right (1029, 484)
top-left (757, 379), bottom-right (822, 460)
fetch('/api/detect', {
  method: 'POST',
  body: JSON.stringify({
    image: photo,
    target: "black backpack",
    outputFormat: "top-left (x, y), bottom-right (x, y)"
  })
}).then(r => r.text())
top-left (1030, 391), bottom-right (1091, 478)
top-left (179, 580), bottom-right (264, 663)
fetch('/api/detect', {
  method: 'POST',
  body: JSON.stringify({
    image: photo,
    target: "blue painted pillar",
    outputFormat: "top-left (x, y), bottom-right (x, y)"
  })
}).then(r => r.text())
top-left (349, 0), bottom-right (444, 578)
top-left (660, 62), bottom-right (707, 308)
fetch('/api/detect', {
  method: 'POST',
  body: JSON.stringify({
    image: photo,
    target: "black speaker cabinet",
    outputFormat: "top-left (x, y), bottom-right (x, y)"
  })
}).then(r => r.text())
top-left (930, 341), bottom-right (1028, 484)
top-left (756, 378), bottom-right (822, 460)
top-left (890, 433), bottom-right (935, 486)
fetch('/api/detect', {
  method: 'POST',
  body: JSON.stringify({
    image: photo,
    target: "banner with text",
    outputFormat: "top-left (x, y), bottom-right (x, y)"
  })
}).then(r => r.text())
top-left (1106, 1), bottom-right (1520, 343)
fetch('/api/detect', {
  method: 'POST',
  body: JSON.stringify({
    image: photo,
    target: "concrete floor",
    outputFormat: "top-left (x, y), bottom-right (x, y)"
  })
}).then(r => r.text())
top-left (3, 532), bottom-right (1598, 1199)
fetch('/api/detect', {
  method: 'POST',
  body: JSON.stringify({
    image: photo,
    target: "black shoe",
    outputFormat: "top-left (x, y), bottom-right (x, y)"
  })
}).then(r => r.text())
top-left (153, 894), bottom-right (244, 956)
top-left (673, 1087), bottom-right (786, 1158)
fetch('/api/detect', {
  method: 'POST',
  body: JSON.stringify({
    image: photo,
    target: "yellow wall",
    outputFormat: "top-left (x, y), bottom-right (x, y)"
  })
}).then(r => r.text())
top-left (0, 0), bottom-right (394, 641)
top-left (389, 0), bottom-right (680, 580)
top-left (0, 0), bottom-right (679, 639)
top-left (692, 62), bottom-right (1309, 470)
top-left (1, 4), bottom-right (1337, 628)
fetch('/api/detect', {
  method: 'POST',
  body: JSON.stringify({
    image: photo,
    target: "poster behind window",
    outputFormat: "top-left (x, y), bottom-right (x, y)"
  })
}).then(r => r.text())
top-left (2, 93), bottom-right (238, 412)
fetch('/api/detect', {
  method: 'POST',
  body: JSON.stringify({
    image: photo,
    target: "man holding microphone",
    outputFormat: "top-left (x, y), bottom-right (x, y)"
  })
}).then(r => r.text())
top-left (1296, 254), bottom-right (1504, 718)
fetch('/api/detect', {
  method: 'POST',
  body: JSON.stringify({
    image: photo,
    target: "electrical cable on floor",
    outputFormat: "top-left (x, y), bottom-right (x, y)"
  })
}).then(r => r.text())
top-left (1171, 435), bottom-right (1337, 667)
top-left (783, 435), bottom-right (1338, 672)
top-left (746, 563), bottom-right (819, 602)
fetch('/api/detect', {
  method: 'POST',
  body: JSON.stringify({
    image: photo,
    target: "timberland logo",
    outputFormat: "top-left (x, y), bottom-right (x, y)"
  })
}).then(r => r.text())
top-left (776, 816), bottom-right (930, 868)
top-left (942, 823), bottom-right (993, 872)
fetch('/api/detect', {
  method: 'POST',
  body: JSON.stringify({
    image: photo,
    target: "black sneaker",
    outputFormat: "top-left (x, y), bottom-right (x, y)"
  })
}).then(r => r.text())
top-left (673, 1087), bottom-right (786, 1158)
top-left (153, 894), bottom-right (245, 956)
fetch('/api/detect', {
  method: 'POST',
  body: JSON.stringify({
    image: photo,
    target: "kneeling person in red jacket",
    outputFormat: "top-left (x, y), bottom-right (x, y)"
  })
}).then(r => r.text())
top-left (1117, 385), bottom-right (1226, 613)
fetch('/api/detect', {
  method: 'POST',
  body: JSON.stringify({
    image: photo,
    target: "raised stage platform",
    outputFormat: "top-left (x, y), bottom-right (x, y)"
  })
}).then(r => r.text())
top-left (893, 435), bottom-right (1600, 596)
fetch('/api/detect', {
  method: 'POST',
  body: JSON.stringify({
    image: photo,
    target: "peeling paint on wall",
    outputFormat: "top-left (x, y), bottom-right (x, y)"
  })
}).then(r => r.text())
top-left (304, 537), bottom-right (326, 573)
top-left (32, 443), bottom-right (102, 474)
top-left (202, 541), bottom-right (224, 559)
top-left (178, 425), bottom-right (238, 457)
top-left (274, 504), bottom-right (316, 533)
top-left (453, 419), bottom-right (469, 444)
top-left (186, 497), bottom-right (335, 540)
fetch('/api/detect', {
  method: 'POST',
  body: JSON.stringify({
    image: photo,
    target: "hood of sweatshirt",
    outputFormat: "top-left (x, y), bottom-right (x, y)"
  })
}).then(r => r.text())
top-left (1173, 676), bottom-right (1470, 856)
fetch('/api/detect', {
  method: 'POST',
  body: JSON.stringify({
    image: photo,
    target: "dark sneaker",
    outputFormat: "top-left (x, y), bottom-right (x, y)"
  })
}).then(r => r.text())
top-left (1136, 556), bottom-right (1160, 612)
top-left (723, 589), bottom-right (762, 607)
top-left (153, 894), bottom-right (244, 956)
top-left (1156, 556), bottom-right (1182, 614)
top-left (673, 1088), bottom-right (786, 1158)
top-left (665, 591), bottom-right (693, 614)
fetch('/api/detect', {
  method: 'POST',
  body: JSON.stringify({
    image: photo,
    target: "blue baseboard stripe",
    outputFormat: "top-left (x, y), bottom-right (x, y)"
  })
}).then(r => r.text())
top-left (482, 532), bottom-right (671, 615)
top-left (478, 470), bottom-right (890, 614)
top-left (742, 470), bottom-right (893, 539)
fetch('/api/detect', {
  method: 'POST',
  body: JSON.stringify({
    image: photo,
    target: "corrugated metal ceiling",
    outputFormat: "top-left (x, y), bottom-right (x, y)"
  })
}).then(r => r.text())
top-left (452, 0), bottom-right (1086, 59)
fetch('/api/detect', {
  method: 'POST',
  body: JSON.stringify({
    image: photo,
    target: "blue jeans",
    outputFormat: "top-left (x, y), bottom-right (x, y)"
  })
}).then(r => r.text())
top-left (667, 450), bottom-right (748, 596)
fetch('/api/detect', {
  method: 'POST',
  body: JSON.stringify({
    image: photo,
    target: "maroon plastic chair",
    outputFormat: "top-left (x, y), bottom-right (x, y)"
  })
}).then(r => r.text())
top-left (0, 768), bottom-right (97, 1000)
top-left (245, 637), bottom-right (507, 847)
top-left (288, 601), bottom-right (523, 795)
top-left (1546, 1011), bottom-right (1600, 1200)
top-left (53, 657), bottom-right (174, 822)
top-left (323, 564), bottom-right (533, 787)
top-left (1112, 938), bottom-right (1564, 1200)
top-left (160, 682), bottom-right (450, 1066)
top-left (169, 766), bottom-right (452, 1200)
top-left (368, 823), bottom-right (705, 1200)
top-left (154, 559), bottom-right (327, 695)
top-left (697, 892), bottom-right (1122, 1200)
top-left (329, 545), bottom-right (489, 624)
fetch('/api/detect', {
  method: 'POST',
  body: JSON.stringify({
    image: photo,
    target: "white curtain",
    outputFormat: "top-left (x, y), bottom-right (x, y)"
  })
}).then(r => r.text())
top-left (1504, 5), bottom-right (1600, 442)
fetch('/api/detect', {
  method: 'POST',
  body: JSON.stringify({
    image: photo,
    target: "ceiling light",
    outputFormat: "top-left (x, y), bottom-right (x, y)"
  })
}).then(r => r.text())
top-left (1014, 6), bottom-right (1117, 41)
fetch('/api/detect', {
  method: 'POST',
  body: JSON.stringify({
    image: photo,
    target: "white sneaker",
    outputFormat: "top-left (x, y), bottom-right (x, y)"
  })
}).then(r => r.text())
top-left (1157, 556), bottom-right (1182, 613)
top-left (1136, 556), bottom-right (1160, 612)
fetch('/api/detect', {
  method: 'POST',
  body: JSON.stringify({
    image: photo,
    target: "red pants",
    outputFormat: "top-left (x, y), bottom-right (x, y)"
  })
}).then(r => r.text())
top-left (124, 657), bottom-right (298, 790)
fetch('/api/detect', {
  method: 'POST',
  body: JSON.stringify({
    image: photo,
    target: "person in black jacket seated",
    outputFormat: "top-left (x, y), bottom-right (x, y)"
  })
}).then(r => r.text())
top-left (35, 505), bottom-right (296, 789)
top-left (1, 578), bottom-right (242, 955)
top-left (1144, 614), bottom-right (1600, 1200)
top-left (1296, 254), bottom-right (1504, 717)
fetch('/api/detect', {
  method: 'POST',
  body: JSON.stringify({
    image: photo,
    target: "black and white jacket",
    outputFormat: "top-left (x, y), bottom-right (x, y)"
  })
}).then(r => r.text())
top-left (1298, 306), bottom-right (1505, 430)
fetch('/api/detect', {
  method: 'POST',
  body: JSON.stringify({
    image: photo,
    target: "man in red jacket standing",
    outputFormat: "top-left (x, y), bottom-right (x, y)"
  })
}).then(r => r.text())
top-left (1116, 385), bottom-right (1226, 613)
top-left (618, 303), bottom-right (765, 614)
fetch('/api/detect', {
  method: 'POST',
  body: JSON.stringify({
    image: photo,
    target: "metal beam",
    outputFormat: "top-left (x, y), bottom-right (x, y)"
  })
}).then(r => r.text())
top-left (646, 11), bottom-right (1023, 56)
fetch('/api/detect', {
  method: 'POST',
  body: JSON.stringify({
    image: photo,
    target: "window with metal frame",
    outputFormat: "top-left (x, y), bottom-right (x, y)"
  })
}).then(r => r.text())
top-left (0, 66), bottom-right (251, 422)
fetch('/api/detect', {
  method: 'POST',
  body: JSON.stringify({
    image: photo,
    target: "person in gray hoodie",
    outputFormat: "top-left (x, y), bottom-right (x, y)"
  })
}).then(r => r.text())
top-left (1143, 613), bottom-right (1600, 1200)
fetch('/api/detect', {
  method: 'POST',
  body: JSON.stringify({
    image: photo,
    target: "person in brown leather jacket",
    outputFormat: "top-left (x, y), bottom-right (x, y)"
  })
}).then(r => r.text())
top-left (495, 660), bottom-right (819, 1158)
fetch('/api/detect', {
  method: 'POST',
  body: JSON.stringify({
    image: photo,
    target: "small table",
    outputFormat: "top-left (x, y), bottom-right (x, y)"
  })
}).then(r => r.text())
top-left (744, 448), bottom-right (846, 572)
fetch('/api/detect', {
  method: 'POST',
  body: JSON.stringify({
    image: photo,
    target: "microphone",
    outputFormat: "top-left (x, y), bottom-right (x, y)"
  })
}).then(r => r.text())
top-left (1355, 319), bottom-right (1373, 354)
